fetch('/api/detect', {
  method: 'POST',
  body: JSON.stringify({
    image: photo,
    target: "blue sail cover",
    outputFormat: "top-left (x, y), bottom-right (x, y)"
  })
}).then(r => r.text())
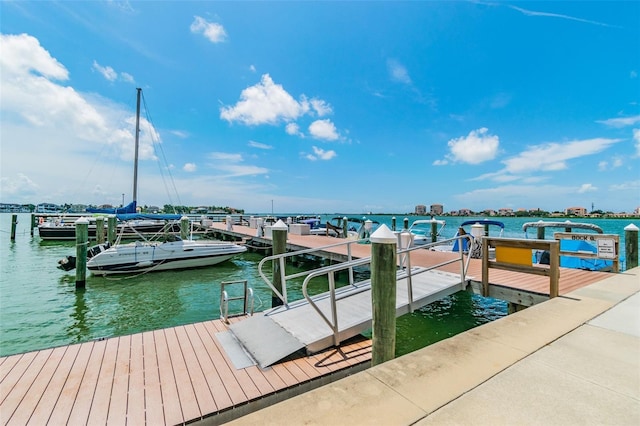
top-left (86, 201), bottom-right (137, 214)
top-left (560, 239), bottom-right (612, 270)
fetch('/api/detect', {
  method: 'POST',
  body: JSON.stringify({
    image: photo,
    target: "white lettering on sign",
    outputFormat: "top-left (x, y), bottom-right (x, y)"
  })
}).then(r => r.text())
top-left (597, 239), bottom-right (616, 259)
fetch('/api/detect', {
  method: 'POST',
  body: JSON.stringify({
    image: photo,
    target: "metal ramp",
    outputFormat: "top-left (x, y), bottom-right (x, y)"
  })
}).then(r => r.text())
top-left (229, 267), bottom-right (466, 368)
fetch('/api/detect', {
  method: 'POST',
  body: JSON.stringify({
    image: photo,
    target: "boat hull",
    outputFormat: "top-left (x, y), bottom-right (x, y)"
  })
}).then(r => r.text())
top-left (38, 222), bottom-right (180, 241)
top-left (86, 240), bottom-right (247, 275)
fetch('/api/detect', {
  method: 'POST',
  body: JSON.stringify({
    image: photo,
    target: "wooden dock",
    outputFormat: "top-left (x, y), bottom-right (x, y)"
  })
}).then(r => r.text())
top-left (0, 222), bottom-right (615, 425)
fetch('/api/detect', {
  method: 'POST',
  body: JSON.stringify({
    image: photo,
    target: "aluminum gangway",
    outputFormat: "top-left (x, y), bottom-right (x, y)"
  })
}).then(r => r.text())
top-left (225, 235), bottom-right (472, 368)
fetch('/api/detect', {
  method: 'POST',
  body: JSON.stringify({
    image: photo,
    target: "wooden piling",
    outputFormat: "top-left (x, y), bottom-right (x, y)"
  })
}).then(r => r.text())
top-left (180, 216), bottom-right (190, 240)
top-left (75, 217), bottom-right (89, 289)
top-left (271, 220), bottom-right (288, 307)
top-left (537, 226), bottom-right (545, 240)
top-left (107, 215), bottom-right (117, 244)
top-left (342, 216), bottom-right (348, 239)
top-left (625, 224), bottom-right (639, 270)
top-left (391, 216), bottom-right (396, 232)
top-left (403, 217), bottom-right (408, 230)
top-left (431, 221), bottom-right (438, 243)
top-left (31, 214), bottom-right (36, 237)
top-left (370, 224), bottom-right (397, 366)
top-left (95, 217), bottom-right (105, 244)
top-left (10, 214), bottom-right (17, 241)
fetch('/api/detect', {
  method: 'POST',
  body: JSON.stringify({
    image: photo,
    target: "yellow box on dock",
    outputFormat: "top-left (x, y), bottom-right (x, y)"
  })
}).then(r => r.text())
top-left (495, 246), bottom-right (532, 266)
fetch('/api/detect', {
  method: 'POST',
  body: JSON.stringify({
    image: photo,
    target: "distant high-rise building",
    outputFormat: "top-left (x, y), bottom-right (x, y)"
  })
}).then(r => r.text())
top-left (430, 204), bottom-right (443, 215)
top-left (415, 204), bottom-right (427, 215)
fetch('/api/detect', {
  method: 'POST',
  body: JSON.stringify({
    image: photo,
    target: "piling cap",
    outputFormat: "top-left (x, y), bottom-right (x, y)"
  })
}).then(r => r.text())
top-left (75, 217), bottom-right (89, 224)
top-left (370, 224), bottom-right (397, 244)
top-left (624, 223), bottom-right (639, 231)
top-left (272, 219), bottom-right (288, 230)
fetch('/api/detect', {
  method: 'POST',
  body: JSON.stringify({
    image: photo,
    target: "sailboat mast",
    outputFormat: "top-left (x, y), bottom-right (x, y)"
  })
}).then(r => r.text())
top-left (133, 87), bottom-right (141, 205)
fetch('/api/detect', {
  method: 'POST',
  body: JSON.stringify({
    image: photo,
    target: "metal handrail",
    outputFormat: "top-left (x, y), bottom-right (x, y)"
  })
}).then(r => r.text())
top-left (300, 234), bottom-right (473, 346)
top-left (257, 238), bottom-right (362, 306)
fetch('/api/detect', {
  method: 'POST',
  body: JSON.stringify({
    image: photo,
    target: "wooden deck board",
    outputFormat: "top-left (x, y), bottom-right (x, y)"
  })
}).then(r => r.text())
top-left (183, 323), bottom-right (232, 410)
top-left (67, 340), bottom-right (106, 425)
top-left (140, 331), bottom-right (164, 426)
top-left (48, 341), bottom-right (93, 425)
top-left (174, 325), bottom-right (217, 418)
top-left (87, 337), bottom-right (118, 425)
top-left (106, 335), bottom-right (130, 426)
top-left (153, 329), bottom-right (184, 426)
top-left (162, 327), bottom-right (200, 422)
top-left (126, 332), bottom-right (146, 426)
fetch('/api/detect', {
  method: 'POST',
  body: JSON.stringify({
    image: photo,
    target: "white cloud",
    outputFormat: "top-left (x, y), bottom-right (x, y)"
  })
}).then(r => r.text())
top-left (183, 163), bottom-right (197, 172)
top-left (310, 98), bottom-right (332, 116)
top-left (190, 16), bottom-right (227, 43)
top-left (501, 138), bottom-right (621, 175)
top-left (208, 152), bottom-right (243, 162)
top-left (248, 140), bottom-right (273, 150)
top-left (387, 59), bottom-right (411, 84)
top-left (597, 115), bottom-right (640, 128)
top-left (92, 61), bottom-right (117, 81)
top-left (92, 60), bottom-right (135, 83)
top-left (309, 119), bottom-right (339, 141)
top-left (432, 159), bottom-right (448, 166)
top-left (249, 64), bottom-right (256, 73)
top-left (633, 128), bottom-right (640, 157)
top-left (286, 122), bottom-right (302, 136)
top-left (446, 128), bottom-right (499, 164)
top-left (578, 183), bottom-right (597, 193)
top-left (220, 74), bottom-right (310, 125)
top-left (0, 173), bottom-right (39, 197)
top-left (305, 146), bottom-right (337, 161)
top-left (0, 33), bottom-right (68, 80)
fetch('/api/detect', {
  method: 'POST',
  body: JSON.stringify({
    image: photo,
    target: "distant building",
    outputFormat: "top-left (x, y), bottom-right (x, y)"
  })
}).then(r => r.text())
top-left (35, 203), bottom-right (61, 213)
top-left (430, 204), bottom-right (443, 215)
top-left (457, 208), bottom-right (472, 216)
top-left (415, 205), bottom-right (427, 215)
top-left (498, 208), bottom-right (514, 216)
top-left (565, 206), bottom-right (587, 216)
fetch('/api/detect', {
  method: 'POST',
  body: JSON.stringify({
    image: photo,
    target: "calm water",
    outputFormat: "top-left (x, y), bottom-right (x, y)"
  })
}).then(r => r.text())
top-left (1, 213), bottom-right (636, 358)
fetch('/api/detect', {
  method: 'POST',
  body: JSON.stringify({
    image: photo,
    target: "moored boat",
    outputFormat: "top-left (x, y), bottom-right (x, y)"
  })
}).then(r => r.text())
top-left (408, 218), bottom-right (447, 246)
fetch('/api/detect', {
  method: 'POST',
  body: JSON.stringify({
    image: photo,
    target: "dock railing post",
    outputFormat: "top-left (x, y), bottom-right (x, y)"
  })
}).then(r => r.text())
top-left (75, 217), bottom-right (89, 289)
top-left (271, 220), bottom-right (288, 307)
top-left (370, 224), bottom-right (397, 366)
top-left (625, 224), bottom-right (638, 270)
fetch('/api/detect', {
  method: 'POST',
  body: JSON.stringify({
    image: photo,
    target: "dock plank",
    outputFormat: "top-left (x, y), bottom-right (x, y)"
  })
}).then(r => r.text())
top-left (66, 339), bottom-right (106, 425)
top-left (27, 344), bottom-right (81, 426)
top-left (175, 325), bottom-right (217, 418)
top-left (0, 351), bottom-right (47, 423)
top-left (48, 342), bottom-right (94, 425)
top-left (126, 332), bottom-right (145, 426)
top-left (153, 329), bottom-right (184, 426)
top-left (196, 322), bottom-right (247, 405)
top-left (183, 323), bottom-right (232, 410)
top-left (163, 327), bottom-right (200, 422)
top-left (8, 347), bottom-right (68, 425)
top-left (141, 331), bottom-right (165, 426)
top-left (107, 334), bottom-right (130, 426)
top-left (87, 337), bottom-right (118, 425)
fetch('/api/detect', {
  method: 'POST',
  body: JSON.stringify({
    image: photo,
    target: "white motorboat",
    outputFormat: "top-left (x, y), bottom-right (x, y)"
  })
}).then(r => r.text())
top-left (408, 218), bottom-right (447, 246)
top-left (86, 235), bottom-right (247, 276)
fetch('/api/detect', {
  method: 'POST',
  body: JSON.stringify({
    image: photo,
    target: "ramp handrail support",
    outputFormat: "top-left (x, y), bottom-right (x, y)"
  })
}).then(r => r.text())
top-left (301, 235), bottom-right (472, 347)
top-left (220, 280), bottom-right (254, 323)
top-left (258, 238), bottom-right (361, 306)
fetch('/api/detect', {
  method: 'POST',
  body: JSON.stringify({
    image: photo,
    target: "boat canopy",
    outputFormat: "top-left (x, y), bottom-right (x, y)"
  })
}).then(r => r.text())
top-left (116, 212), bottom-right (183, 221)
top-left (460, 219), bottom-right (504, 229)
top-left (86, 201), bottom-right (137, 214)
top-left (522, 220), bottom-right (603, 233)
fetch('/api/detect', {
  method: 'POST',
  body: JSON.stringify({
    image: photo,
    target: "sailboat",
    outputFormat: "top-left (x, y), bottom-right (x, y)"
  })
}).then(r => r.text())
top-left (62, 88), bottom-right (247, 275)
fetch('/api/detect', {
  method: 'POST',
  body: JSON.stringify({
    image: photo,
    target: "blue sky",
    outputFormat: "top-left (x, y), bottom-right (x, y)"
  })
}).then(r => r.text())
top-left (1, 1), bottom-right (639, 214)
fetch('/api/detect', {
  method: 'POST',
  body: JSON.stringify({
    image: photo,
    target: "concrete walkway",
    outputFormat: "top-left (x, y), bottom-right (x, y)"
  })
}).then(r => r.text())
top-left (227, 268), bottom-right (639, 426)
